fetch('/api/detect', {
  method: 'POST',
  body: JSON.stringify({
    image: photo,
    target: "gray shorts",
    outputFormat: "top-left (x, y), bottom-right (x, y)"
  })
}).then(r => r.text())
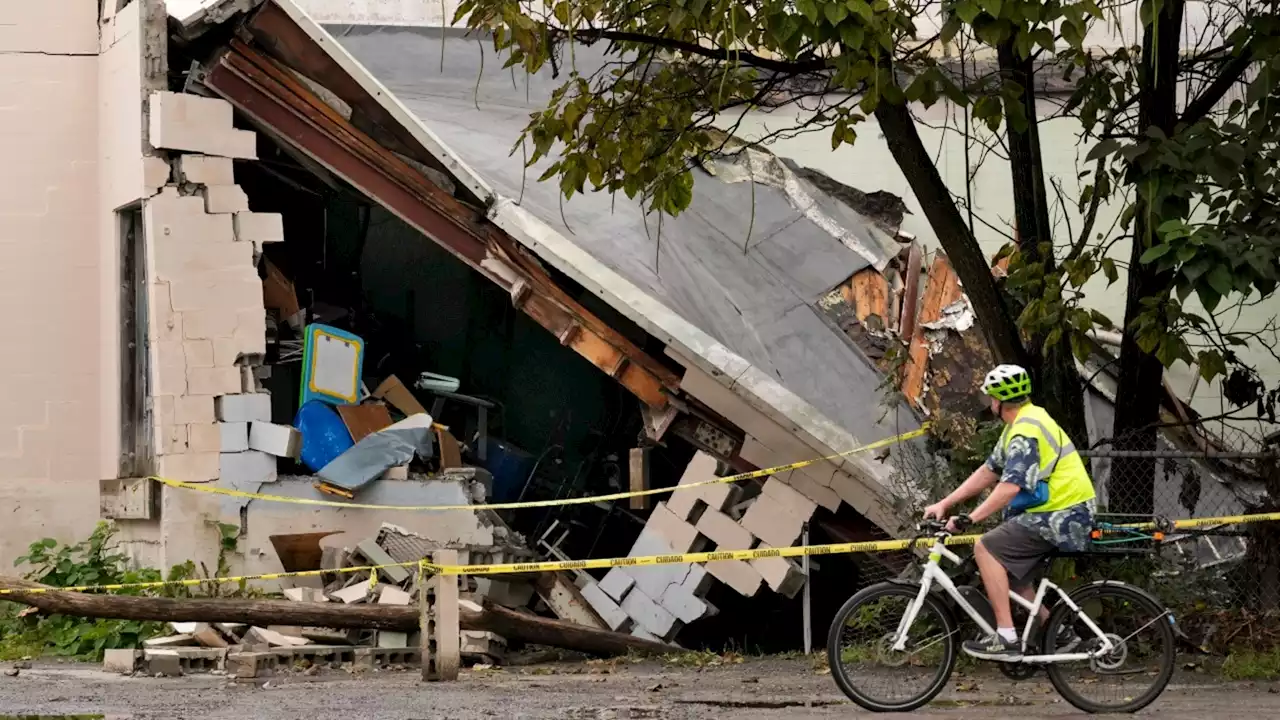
top-left (980, 520), bottom-right (1057, 586)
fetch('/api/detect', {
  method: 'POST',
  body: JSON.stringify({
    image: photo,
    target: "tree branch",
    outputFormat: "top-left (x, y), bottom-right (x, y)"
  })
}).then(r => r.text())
top-left (1180, 42), bottom-right (1255, 125)
top-left (552, 27), bottom-right (829, 75)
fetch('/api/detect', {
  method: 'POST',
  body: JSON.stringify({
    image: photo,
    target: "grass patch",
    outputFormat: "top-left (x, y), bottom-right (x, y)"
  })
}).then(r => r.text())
top-left (1220, 648), bottom-right (1280, 680)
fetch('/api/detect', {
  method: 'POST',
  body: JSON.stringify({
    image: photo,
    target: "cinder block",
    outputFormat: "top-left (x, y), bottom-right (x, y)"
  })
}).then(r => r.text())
top-left (660, 584), bottom-right (715, 624)
top-left (695, 509), bottom-right (755, 551)
top-left (750, 545), bottom-right (807, 598)
top-left (705, 557), bottom-right (763, 597)
top-left (580, 581), bottom-right (633, 632)
top-left (152, 340), bottom-right (187, 396)
top-left (147, 653), bottom-right (184, 677)
top-left (248, 422), bottom-right (301, 459)
top-left (234, 309), bottom-right (267, 356)
top-left (700, 479), bottom-right (742, 512)
top-left (626, 528), bottom-right (689, 600)
top-left (620, 586), bottom-right (679, 638)
top-left (740, 500), bottom-right (805, 549)
top-left (187, 423), bottom-right (222, 453)
top-left (213, 339), bottom-right (241, 367)
top-left (158, 452), bottom-right (220, 482)
top-left (740, 434), bottom-right (837, 489)
top-left (681, 564), bottom-right (714, 596)
top-left (377, 586), bottom-right (412, 605)
top-left (160, 424), bottom-right (188, 455)
top-left (174, 395), bottom-right (215, 424)
top-left (226, 651), bottom-right (276, 678)
top-left (103, 649), bottom-right (139, 674)
top-left (220, 450), bottom-right (277, 487)
top-left (667, 452), bottom-right (718, 519)
top-left (183, 309), bottom-right (239, 340)
top-left (149, 91), bottom-right (257, 159)
top-left (283, 587), bottom-right (326, 603)
top-left (219, 422), bottom-right (248, 452)
top-left (145, 156), bottom-right (172, 191)
top-left (630, 626), bottom-right (659, 642)
top-left (328, 584), bottom-right (369, 604)
top-left (830, 471), bottom-right (876, 512)
top-left (215, 394), bottom-right (271, 423)
top-left (234, 212), bottom-right (284, 244)
top-left (761, 475), bottom-right (818, 520)
top-left (177, 155), bottom-right (235, 186)
top-left (184, 340), bottom-right (215, 368)
top-left (598, 568), bottom-right (635, 602)
top-left (377, 631), bottom-right (409, 648)
top-left (474, 578), bottom-right (534, 607)
top-left (203, 185), bottom-right (250, 214)
top-left (169, 271), bottom-right (262, 313)
top-left (645, 501), bottom-right (706, 553)
top-left (187, 367), bottom-right (241, 396)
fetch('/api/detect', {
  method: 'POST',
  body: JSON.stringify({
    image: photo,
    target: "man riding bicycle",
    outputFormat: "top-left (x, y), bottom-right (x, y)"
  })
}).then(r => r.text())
top-left (923, 364), bottom-right (1096, 662)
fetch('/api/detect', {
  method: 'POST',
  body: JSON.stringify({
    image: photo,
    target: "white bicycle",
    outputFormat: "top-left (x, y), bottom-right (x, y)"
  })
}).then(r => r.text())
top-left (827, 519), bottom-right (1177, 713)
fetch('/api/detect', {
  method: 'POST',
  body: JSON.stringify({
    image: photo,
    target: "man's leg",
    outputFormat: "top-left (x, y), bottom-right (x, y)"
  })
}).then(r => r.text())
top-left (962, 522), bottom-right (1055, 661)
top-left (975, 538), bottom-right (1015, 630)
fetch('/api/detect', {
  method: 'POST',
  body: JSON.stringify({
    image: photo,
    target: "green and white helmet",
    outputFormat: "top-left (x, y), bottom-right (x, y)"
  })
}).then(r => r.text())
top-left (982, 364), bottom-right (1032, 401)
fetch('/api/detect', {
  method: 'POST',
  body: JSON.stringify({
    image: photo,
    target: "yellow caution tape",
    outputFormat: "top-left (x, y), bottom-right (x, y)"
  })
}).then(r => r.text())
top-left (154, 426), bottom-right (932, 512)
top-left (6, 510), bottom-right (1280, 595)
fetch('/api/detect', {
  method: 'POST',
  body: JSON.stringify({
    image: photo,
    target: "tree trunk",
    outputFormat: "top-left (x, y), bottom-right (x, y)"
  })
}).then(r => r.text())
top-left (0, 576), bottom-right (673, 657)
top-left (875, 101), bottom-right (1028, 368)
top-left (1111, 0), bottom-right (1186, 515)
top-left (994, 43), bottom-right (1089, 441)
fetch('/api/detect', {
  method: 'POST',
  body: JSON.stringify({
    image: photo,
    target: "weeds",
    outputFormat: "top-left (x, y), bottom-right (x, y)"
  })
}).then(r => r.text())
top-left (0, 521), bottom-right (256, 661)
top-left (1220, 648), bottom-right (1280, 680)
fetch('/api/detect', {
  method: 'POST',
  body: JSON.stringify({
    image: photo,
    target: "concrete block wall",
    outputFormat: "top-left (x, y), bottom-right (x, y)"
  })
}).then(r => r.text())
top-left (580, 449), bottom-right (814, 641)
top-left (141, 90), bottom-right (284, 568)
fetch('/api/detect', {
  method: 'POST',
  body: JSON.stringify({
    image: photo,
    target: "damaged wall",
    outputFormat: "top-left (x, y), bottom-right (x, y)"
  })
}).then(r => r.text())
top-left (0, 1), bottom-right (107, 567)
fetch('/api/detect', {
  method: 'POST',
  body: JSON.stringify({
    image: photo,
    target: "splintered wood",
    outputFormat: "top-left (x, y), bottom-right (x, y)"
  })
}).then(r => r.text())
top-left (900, 255), bottom-right (964, 408)
top-left (841, 269), bottom-right (889, 325)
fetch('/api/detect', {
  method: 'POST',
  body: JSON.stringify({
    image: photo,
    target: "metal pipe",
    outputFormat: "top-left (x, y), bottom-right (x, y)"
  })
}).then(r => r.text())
top-left (802, 523), bottom-right (812, 656)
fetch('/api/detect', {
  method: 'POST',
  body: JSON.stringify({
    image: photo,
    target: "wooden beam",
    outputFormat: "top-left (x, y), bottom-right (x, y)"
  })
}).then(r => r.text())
top-left (629, 447), bottom-right (651, 510)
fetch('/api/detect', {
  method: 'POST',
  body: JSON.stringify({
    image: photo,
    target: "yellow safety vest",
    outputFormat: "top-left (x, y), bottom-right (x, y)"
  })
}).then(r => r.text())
top-left (999, 403), bottom-right (1095, 513)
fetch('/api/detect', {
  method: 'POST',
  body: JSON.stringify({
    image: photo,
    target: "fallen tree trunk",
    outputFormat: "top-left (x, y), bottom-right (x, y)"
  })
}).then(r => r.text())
top-left (0, 575), bottom-right (672, 657)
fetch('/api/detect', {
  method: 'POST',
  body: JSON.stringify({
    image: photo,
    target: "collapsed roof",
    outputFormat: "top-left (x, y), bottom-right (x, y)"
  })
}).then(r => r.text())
top-left (172, 0), bottom-right (924, 533)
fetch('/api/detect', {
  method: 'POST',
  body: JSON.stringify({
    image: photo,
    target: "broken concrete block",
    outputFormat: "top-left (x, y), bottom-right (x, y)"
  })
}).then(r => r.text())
top-left (645, 501), bottom-right (707, 554)
top-left (243, 627), bottom-right (311, 647)
top-left (377, 586), bottom-right (412, 606)
top-left (248, 422), bottom-right (301, 459)
top-left (620, 587), bottom-right (679, 638)
top-left (625, 528), bottom-right (690, 600)
top-left (705, 557), bottom-right (763, 598)
top-left (598, 568), bottom-right (635, 602)
top-left (219, 450), bottom-right (277, 487)
top-left (219, 422), bottom-right (249, 452)
top-left (226, 652), bottom-right (275, 679)
top-left (144, 634), bottom-right (196, 648)
top-left (202, 185), bottom-right (249, 214)
top-left (192, 624), bottom-right (230, 649)
top-left (750, 547), bottom-right (807, 598)
top-left (474, 577), bottom-right (535, 608)
top-left (460, 630), bottom-right (506, 660)
top-left (234, 211), bottom-right (284, 244)
top-left (354, 540), bottom-right (411, 585)
top-left (695, 508), bottom-right (755, 551)
top-left (283, 587), bottom-right (326, 603)
top-left (177, 154), bottom-right (235, 186)
top-left (761, 474), bottom-right (819, 519)
top-left (103, 649), bottom-right (139, 674)
top-left (328, 584), bottom-right (369, 604)
top-left (216, 623), bottom-right (247, 639)
top-left (660, 584), bottom-right (716, 624)
top-left (147, 653), bottom-right (184, 677)
top-left (681, 564), bottom-right (715, 596)
top-left (740, 500), bottom-right (805, 549)
top-left (580, 581), bottom-right (633, 633)
top-left (776, 468), bottom-right (842, 512)
top-left (215, 393), bottom-right (272, 423)
top-left (149, 92), bottom-right (257, 159)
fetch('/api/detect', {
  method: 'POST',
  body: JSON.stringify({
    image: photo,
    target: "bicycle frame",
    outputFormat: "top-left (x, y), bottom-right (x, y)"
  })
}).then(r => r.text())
top-left (890, 534), bottom-right (1114, 664)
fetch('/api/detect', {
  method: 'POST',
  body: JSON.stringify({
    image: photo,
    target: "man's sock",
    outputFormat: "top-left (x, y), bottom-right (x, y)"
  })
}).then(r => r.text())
top-left (996, 627), bottom-right (1018, 643)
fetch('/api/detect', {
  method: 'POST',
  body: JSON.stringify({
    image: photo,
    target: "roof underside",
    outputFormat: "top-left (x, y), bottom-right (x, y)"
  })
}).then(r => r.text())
top-left (328, 25), bottom-right (911, 444)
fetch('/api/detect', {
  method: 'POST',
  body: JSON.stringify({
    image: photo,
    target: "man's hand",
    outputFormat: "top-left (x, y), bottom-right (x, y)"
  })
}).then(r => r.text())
top-left (922, 502), bottom-right (948, 521)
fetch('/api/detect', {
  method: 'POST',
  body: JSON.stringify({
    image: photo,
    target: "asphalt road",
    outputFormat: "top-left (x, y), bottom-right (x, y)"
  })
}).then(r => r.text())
top-left (0, 656), bottom-right (1275, 719)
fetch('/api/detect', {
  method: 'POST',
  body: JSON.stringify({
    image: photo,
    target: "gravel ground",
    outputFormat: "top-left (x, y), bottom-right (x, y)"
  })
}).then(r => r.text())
top-left (0, 657), bottom-right (1275, 719)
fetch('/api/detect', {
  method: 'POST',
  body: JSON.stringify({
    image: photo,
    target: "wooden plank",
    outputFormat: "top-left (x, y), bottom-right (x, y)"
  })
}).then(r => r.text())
top-left (436, 428), bottom-right (463, 469)
top-left (900, 256), bottom-right (960, 406)
top-left (629, 448), bottom-right (651, 510)
top-left (847, 269), bottom-right (888, 324)
top-left (336, 402), bottom-right (396, 442)
top-left (898, 243), bottom-right (923, 340)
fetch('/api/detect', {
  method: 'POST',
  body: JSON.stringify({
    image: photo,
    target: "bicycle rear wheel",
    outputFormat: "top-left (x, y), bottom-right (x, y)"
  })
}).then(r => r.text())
top-left (826, 582), bottom-right (958, 712)
top-left (1043, 581), bottom-right (1176, 713)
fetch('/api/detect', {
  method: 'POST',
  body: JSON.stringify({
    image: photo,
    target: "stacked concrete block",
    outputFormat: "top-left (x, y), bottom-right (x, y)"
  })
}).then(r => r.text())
top-left (144, 90), bottom-right (271, 494)
top-left (579, 581), bottom-right (632, 632)
top-left (739, 435), bottom-right (841, 512)
top-left (750, 546), bottom-right (807, 598)
top-left (620, 585), bottom-right (680, 638)
top-left (666, 451), bottom-right (741, 520)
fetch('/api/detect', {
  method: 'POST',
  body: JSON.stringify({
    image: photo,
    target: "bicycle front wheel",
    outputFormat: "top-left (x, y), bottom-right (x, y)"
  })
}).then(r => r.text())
top-left (1043, 581), bottom-right (1176, 713)
top-left (826, 582), bottom-right (958, 712)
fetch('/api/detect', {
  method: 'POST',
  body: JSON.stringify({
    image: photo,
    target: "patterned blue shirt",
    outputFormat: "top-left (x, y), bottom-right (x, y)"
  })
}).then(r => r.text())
top-left (986, 435), bottom-right (1095, 552)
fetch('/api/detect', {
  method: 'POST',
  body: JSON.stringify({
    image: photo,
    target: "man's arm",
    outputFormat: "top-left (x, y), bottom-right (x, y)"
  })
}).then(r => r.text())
top-left (970, 436), bottom-right (1041, 523)
top-left (969, 482), bottom-right (1020, 523)
top-left (924, 465), bottom-right (999, 518)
